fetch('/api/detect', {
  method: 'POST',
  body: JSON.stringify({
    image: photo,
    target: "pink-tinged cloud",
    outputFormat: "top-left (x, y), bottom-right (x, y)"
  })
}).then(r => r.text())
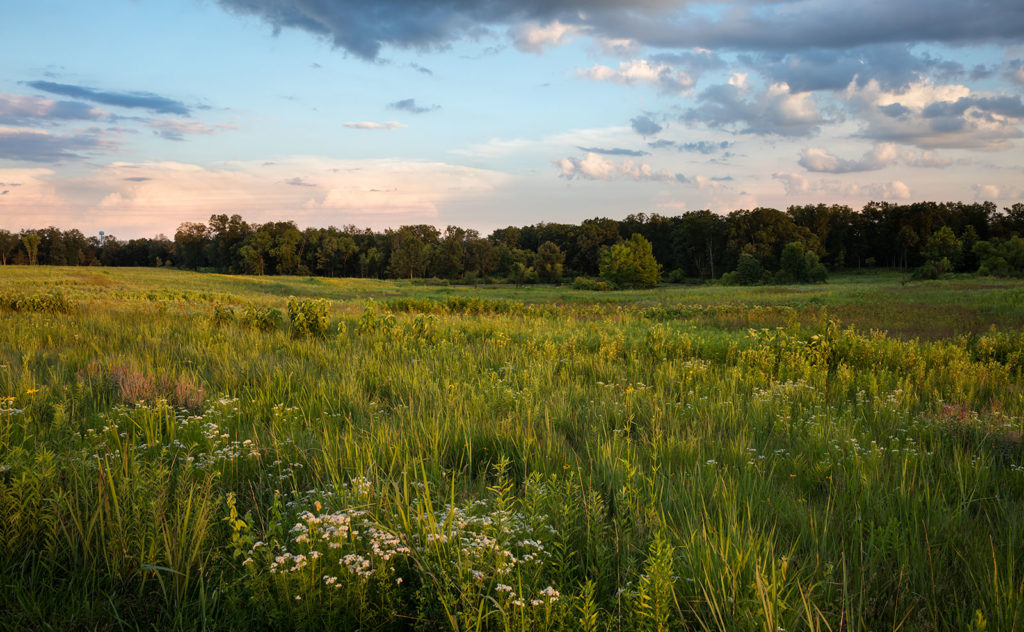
top-left (148, 119), bottom-right (237, 141)
top-left (0, 158), bottom-right (509, 237)
top-left (343, 121), bottom-right (406, 130)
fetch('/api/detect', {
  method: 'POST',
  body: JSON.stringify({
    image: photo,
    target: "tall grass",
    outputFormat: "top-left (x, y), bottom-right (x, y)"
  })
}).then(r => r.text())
top-left (0, 266), bottom-right (1022, 630)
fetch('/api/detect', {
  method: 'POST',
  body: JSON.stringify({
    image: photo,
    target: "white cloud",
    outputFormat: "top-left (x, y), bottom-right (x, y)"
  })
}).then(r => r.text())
top-left (683, 80), bottom-right (824, 137)
top-left (772, 170), bottom-right (911, 200)
top-left (594, 38), bottom-right (642, 58)
top-left (556, 152), bottom-right (674, 182)
top-left (578, 59), bottom-right (694, 94)
top-left (974, 184), bottom-right (1000, 199)
top-left (343, 121), bottom-right (406, 130)
top-left (511, 20), bottom-right (581, 53)
top-left (845, 78), bottom-right (1023, 150)
top-left (772, 171), bottom-right (810, 195)
top-left (798, 143), bottom-right (951, 173)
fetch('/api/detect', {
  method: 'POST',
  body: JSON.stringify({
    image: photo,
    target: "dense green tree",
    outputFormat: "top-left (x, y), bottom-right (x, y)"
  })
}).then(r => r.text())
top-left (733, 253), bottom-right (763, 285)
top-left (174, 222), bottom-right (209, 270)
top-left (21, 232), bottom-right (41, 266)
top-left (923, 226), bottom-right (961, 274)
top-left (435, 226), bottom-right (469, 278)
top-left (534, 241), bottom-right (565, 282)
top-left (209, 214), bottom-right (252, 272)
top-left (0, 230), bottom-right (19, 265)
top-left (599, 234), bottom-right (660, 288)
top-left (389, 225), bottom-right (435, 279)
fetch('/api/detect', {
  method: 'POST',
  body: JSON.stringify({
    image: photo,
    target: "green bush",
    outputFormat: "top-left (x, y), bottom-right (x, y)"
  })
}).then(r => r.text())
top-left (240, 304), bottom-right (283, 332)
top-left (572, 276), bottom-right (616, 291)
top-left (287, 297), bottom-right (331, 337)
top-left (211, 304), bottom-right (236, 326)
top-left (0, 290), bottom-right (76, 314)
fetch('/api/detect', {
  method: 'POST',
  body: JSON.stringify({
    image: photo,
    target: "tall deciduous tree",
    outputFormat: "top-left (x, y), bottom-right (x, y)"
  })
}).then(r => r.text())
top-left (599, 234), bottom-right (661, 288)
top-left (534, 241), bottom-right (565, 282)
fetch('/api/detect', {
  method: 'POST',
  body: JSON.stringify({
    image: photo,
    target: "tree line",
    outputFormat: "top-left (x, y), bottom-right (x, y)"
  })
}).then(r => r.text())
top-left (3, 201), bottom-right (1024, 282)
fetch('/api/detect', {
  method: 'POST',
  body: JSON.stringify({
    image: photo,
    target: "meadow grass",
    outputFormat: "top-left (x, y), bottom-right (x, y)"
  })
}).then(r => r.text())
top-left (1, 266), bottom-right (1022, 631)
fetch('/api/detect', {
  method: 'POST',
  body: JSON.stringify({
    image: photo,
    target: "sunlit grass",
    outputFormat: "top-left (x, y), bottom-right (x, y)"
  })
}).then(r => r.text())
top-left (1, 266), bottom-right (1022, 630)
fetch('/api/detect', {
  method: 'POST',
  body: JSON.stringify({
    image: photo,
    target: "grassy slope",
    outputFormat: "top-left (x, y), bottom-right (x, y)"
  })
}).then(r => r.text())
top-left (1, 266), bottom-right (1022, 631)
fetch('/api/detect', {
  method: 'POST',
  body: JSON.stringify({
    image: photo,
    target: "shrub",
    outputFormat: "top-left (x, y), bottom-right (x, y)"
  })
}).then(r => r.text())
top-left (287, 297), bottom-right (331, 338)
top-left (0, 290), bottom-right (76, 314)
top-left (664, 269), bottom-right (687, 284)
top-left (912, 260), bottom-right (941, 280)
top-left (211, 304), bottom-right (236, 327)
top-left (573, 276), bottom-right (615, 291)
top-left (241, 304), bottom-right (283, 332)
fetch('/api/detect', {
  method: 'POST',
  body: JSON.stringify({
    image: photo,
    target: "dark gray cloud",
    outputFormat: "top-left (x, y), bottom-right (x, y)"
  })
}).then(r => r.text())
top-left (879, 103), bottom-right (911, 118)
top-left (1006, 59), bottom-right (1024, 86)
top-left (740, 44), bottom-right (965, 93)
top-left (921, 95), bottom-right (1024, 119)
top-left (0, 127), bottom-right (116, 162)
top-left (123, 176), bottom-right (152, 182)
top-left (596, 0), bottom-right (1024, 54)
top-left (26, 81), bottom-right (190, 116)
top-left (682, 140), bottom-right (731, 154)
top-left (682, 81), bottom-right (824, 137)
top-left (846, 83), bottom-right (1024, 150)
top-left (575, 145), bottom-right (648, 156)
top-left (215, 0), bottom-right (1023, 61)
top-left (410, 63), bottom-right (433, 75)
top-left (286, 177), bottom-right (317, 187)
top-left (630, 114), bottom-right (662, 136)
top-left (0, 93), bottom-right (107, 125)
top-left (388, 98), bottom-right (440, 114)
top-left (646, 139), bottom-right (733, 154)
top-left (674, 173), bottom-right (689, 183)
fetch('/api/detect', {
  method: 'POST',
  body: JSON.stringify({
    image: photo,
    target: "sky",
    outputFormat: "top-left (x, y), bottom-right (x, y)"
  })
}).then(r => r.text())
top-left (1, 0), bottom-right (1023, 238)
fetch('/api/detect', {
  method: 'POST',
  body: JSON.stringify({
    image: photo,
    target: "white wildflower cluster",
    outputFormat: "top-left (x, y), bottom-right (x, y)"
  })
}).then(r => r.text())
top-left (270, 552), bottom-right (309, 573)
top-left (76, 399), bottom-right (261, 472)
top-left (246, 475), bottom-right (563, 610)
top-left (341, 553), bottom-right (372, 577)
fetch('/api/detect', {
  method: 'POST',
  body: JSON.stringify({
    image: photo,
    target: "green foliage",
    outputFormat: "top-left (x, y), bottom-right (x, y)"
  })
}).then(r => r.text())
top-left (287, 296), bottom-right (331, 337)
top-left (509, 261), bottom-right (537, 286)
top-left (0, 290), bottom-right (76, 313)
top-left (211, 303), bottom-right (236, 326)
top-left (572, 276), bottom-right (616, 291)
top-left (723, 252), bottom-right (764, 285)
top-left (240, 304), bottom-right (283, 332)
top-left (535, 241), bottom-right (565, 282)
top-left (599, 233), bottom-right (661, 288)
top-left (779, 241), bottom-right (829, 284)
top-left (925, 226), bottom-right (962, 273)
top-left (975, 237), bottom-right (1024, 277)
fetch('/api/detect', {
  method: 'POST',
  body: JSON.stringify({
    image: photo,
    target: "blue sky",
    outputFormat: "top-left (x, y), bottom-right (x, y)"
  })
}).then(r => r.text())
top-left (1, 0), bottom-right (1023, 237)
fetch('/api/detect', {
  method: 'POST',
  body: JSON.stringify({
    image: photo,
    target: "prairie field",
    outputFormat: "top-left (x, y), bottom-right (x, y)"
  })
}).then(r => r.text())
top-left (2, 266), bottom-right (1024, 631)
